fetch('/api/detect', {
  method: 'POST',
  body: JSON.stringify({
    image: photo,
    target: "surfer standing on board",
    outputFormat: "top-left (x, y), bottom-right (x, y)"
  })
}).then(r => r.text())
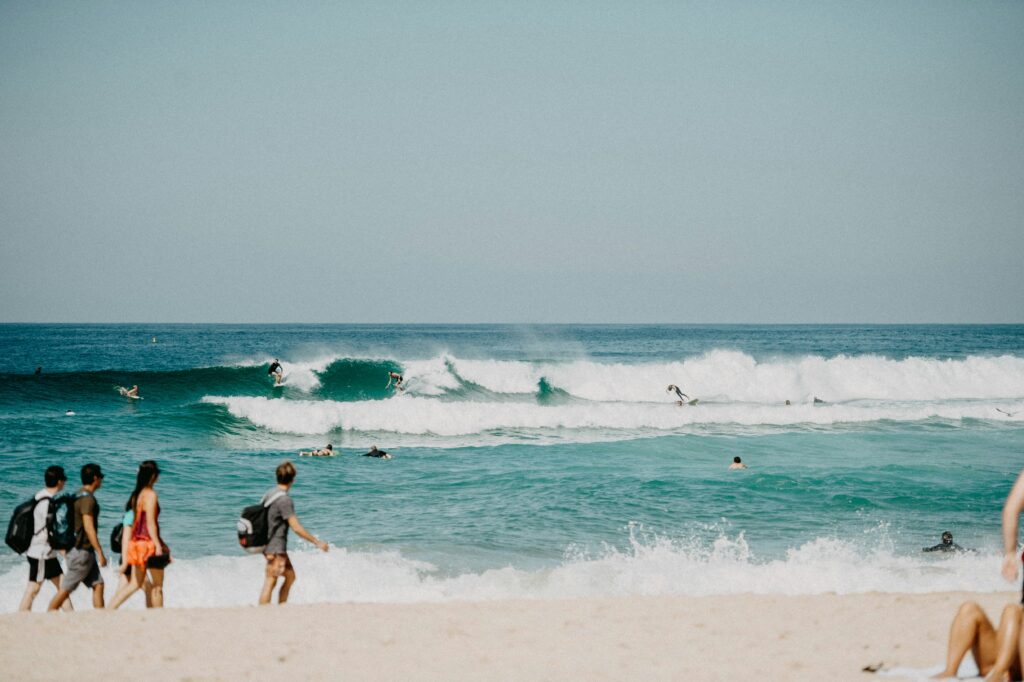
top-left (666, 384), bottom-right (689, 405)
top-left (386, 371), bottom-right (404, 392)
top-left (268, 359), bottom-right (283, 386)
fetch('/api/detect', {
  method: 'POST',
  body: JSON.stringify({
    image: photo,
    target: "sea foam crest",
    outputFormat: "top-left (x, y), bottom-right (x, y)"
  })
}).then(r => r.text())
top-left (202, 394), bottom-right (1024, 437)
top-left (0, 530), bottom-right (1007, 612)
top-left (439, 351), bottom-right (1024, 403)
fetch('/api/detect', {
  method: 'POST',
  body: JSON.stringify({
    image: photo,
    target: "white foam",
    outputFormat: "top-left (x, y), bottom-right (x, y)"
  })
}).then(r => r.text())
top-left (203, 393), bottom-right (1024, 439)
top-left (0, 530), bottom-right (1008, 612)
top-left (446, 351), bottom-right (1024, 403)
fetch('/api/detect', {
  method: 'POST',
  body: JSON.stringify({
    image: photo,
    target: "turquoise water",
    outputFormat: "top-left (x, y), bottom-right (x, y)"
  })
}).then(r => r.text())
top-left (1, 324), bottom-right (1023, 609)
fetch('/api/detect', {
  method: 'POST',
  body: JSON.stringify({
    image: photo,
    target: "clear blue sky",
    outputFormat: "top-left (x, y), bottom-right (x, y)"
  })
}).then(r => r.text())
top-left (1, 2), bottom-right (1021, 322)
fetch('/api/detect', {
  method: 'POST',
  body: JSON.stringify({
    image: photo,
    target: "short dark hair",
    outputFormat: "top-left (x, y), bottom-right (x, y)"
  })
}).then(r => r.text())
top-left (44, 465), bottom-right (66, 487)
top-left (733, 456), bottom-right (741, 463)
top-left (276, 460), bottom-right (296, 484)
top-left (81, 463), bottom-right (103, 485)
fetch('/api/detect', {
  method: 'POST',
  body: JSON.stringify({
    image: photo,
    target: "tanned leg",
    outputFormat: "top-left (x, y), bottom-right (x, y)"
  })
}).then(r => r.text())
top-left (935, 602), bottom-right (999, 678)
top-left (985, 605), bottom-right (1023, 682)
top-left (148, 568), bottom-right (164, 608)
top-left (278, 567), bottom-right (296, 604)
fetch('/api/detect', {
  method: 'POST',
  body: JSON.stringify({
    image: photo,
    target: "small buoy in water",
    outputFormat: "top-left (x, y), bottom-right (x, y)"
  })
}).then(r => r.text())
top-left (65, 410), bottom-right (75, 416)
top-left (151, 336), bottom-right (157, 344)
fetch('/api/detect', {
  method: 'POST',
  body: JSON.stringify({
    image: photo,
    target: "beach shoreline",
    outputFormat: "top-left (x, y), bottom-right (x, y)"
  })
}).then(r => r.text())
top-left (1, 590), bottom-right (1013, 681)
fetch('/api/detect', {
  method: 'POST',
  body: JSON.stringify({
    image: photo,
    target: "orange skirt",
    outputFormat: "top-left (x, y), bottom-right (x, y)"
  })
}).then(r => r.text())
top-left (124, 539), bottom-right (163, 567)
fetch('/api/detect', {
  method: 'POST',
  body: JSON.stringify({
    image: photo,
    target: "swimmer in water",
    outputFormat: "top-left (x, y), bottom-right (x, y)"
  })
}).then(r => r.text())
top-left (923, 531), bottom-right (965, 553)
top-left (363, 446), bottom-right (392, 460)
top-left (666, 384), bottom-right (689, 405)
top-left (268, 359), bottom-right (283, 386)
top-left (386, 372), bottom-right (404, 391)
top-left (300, 444), bottom-right (334, 457)
top-left (729, 456), bottom-right (747, 470)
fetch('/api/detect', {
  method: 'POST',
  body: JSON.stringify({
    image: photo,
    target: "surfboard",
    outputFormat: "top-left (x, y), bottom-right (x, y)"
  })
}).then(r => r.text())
top-left (116, 387), bottom-right (143, 400)
top-left (688, 398), bottom-right (700, 406)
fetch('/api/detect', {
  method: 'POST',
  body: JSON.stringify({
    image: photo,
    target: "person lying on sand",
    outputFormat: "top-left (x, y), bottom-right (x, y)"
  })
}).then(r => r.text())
top-left (299, 444), bottom-right (334, 457)
top-left (363, 446), bottom-right (392, 460)
top-left (934, 469), bottom-right (1024, 680)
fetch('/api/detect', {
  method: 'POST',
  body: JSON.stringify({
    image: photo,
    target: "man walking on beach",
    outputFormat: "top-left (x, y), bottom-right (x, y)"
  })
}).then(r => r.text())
top-left (20, 466), bottom-right (70, 611)
top-left (49, 463), bottom-right (107, 611)
top-left (259, 461), bottom-right (329, 605)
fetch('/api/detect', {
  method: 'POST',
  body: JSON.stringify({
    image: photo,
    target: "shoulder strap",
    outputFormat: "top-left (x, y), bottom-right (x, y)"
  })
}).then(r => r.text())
top-left (263, 490), bottom-right (286, 508)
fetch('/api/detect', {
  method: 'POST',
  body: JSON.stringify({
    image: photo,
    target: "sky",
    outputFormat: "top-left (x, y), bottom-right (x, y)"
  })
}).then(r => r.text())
top-left (1, 1), bottom-right (1021, 323)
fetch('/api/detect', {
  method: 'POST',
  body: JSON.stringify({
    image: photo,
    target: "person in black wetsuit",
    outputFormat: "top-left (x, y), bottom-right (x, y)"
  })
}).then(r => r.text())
top-left (923, 531), bottom-right (965, 553)
top-left (363, 446), bottom-right (392, 460)
top-left (666, 384), bottom-right (689, 405)
top-left (268, 359), bottom-right (283, 386)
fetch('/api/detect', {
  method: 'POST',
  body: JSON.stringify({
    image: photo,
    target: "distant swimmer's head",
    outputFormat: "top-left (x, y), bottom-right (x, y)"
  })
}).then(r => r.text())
top-left (370, 445), bottom-right (379, 452)
top-left (733, 456), bottom-right (742, 464)
top-left (785, 400), bottom-right (791, 406)
top-left (325, 444), bottom-right (333, 451)
top-left (942, 531), bottom-right (953, 544)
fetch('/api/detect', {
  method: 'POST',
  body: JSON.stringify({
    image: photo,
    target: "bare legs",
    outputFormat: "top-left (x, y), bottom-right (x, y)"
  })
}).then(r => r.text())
top-left (19, 577), bottom-right (71, 612)
top-left (935, 602), bottom-right (1023, 681)
top-left (108, 565), bottom-right (163, 609)
top-left (259, 554), bottom-right (295, 605)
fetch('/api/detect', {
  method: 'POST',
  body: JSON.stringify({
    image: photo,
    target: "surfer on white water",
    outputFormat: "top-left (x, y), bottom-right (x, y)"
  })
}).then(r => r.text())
top-left (666, 384), bottom-right (689, 405)
top-left (268, 359), bottom-right (283, 386)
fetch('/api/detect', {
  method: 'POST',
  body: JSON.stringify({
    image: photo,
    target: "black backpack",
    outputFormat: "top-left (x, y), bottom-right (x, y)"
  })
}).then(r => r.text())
top-left (110, 522), bottom-right (124, 554)
top-left (46, 493), bottom-right (79, 551)
top-left (237, 490), bottom-right (286, 554)
top-left (5, 496), bottom-right (47, 554)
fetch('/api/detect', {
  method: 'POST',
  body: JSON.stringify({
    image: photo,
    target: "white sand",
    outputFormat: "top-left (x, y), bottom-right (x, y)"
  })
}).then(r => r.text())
top-left (0, 591), bottom-right (1014, 681)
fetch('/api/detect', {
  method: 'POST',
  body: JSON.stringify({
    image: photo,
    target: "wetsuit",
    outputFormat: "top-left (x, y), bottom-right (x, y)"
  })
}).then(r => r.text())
top-left (670, 385), bottom-right (688, 401)
top-left (364, 449), bottom-right (389, 458)
top-left (268, 362), bottom-right (281, 376)
top-left (923, 541), bottom-right (965, 553)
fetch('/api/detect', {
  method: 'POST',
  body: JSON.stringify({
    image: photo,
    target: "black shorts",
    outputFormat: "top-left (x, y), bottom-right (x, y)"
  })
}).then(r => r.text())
top-left (146, 554), bottom-right (171, 569)
top-left (27, 556), bottom-right (62, 583)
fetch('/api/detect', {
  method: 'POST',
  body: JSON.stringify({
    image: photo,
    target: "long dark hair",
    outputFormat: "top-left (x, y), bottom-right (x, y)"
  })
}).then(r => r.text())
top-left (125, 460), bottom-right (161, 511)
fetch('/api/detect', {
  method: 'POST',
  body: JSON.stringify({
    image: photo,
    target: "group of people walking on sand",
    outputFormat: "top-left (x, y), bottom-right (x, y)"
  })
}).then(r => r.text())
top-left (17, 459), bottom-right (326, 611)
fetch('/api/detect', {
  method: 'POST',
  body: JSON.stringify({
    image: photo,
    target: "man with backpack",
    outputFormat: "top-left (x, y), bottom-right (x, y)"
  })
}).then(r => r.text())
top-left (259, 461), bottom-right (328, 605)
top-left (18, 466), bottom-right (71, 612)
top-left (49, 463), bottom-right (107, 611)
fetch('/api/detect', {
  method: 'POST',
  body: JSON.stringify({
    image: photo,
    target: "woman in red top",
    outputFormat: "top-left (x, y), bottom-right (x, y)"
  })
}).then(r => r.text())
top-left (108, 461), bottom-right (170, 609)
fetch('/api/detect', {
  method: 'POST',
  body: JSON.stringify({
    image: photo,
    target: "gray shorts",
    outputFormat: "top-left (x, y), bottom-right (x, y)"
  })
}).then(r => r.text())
top-left (62, 548), bottom-right (103, 592)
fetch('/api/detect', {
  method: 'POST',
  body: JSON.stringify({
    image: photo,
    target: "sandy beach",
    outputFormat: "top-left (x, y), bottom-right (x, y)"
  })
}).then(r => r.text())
top-left (0, 591), bottom-right (1012, 681)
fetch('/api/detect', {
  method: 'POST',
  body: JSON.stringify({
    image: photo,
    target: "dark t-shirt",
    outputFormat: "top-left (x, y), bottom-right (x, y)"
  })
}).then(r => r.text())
top-left (73, 489), bottom-right (99, 550)
top-left (268, 362), bottom-right (281, 375)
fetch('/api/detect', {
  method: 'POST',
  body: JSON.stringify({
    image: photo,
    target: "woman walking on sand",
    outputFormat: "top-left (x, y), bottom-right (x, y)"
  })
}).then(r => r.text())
top-left (108, 461), bottom-right (170, 609)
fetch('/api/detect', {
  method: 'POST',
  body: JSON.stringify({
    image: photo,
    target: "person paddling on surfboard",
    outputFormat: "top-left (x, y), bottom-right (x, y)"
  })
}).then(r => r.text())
top-left (268, 359), bottom-right (283, 386)
top-left (118, 385), bottom-right (141, 399)
top-left (666, 384), bottom-right (690, 405)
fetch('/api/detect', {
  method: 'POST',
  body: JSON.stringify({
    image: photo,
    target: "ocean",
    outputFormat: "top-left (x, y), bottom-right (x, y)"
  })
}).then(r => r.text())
top-left (1, 324), bottom-right (1022, 610)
